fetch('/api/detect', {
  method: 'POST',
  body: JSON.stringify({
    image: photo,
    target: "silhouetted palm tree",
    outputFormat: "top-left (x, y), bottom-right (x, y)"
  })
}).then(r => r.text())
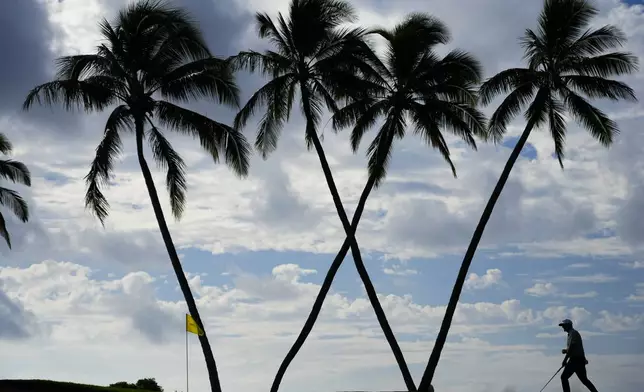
top-left (291, 12), bottom-right (488, 391)
top-left (0, 133), bottom-right (31, 249)
top-left (418, 0), bottom-right (638, 390)
top-left (232, 0), bottom-right (417, 390)
top-left (23, 2), bottom-right (250, 392)
top-left (334, 13), bottom-right (487, 183)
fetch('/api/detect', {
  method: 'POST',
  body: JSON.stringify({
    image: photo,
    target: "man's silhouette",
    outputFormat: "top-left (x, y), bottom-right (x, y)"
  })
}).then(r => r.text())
top-left (559, 319), bottom-right (599, 392)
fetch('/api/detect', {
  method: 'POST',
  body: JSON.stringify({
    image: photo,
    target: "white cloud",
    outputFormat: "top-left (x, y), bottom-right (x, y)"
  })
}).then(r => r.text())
top-left (2, 260), bottom-right (641, 392)
top-left (9, 0), bottom-right (641, 263)
top-left (620, 261), bottom-right (644, 269)
top-left (463, 269), bottom-right (503, 291)
top-left (627, 283), bottom-right (644, 302)
top-left (541, 306), bottom-right (593, 328)
top-left (526, 283), bottom-right (558, 297)
top-left (383, 265), bottom-right (418, 276)
top-left (553, 274), bottom-right (620, 284)
top-left (565, 291), bottom-right (599, 299)
top-left (567, 263), bottom-right (592, 269)
top-left (535, 330), bottom-right (607, 339)
top-left (593, 311), bottom-right (644, 333)
top-left (525, 282), bottom-right (598, 299)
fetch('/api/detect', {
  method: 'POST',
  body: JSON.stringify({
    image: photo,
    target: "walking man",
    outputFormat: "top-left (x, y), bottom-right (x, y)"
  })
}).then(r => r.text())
top-left (559, 319), bottom-right (600, 392)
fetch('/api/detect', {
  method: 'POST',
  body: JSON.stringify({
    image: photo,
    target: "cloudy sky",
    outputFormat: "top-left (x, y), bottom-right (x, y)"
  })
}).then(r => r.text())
top-left (1, 0), bottom-right (643, 392)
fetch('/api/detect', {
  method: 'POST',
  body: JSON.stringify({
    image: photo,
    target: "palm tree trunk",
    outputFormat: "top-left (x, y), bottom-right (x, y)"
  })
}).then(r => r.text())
top-left (271, 85), bottom-right (416, 392)
top-left (417, 122), bottom-right (535, 391)
top-left (135, 118), bottom-right (223, 392)
top-left (270, 174), bottom-right (375, 392)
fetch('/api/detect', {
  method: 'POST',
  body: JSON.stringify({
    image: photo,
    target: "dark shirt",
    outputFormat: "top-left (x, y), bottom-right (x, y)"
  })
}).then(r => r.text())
top-left (566, 328), bottom-right (586, 359)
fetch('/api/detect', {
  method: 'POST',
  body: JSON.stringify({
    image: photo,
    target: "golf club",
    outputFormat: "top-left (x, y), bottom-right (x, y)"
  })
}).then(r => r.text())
top-left (538, 366), bottom-right (564, 392)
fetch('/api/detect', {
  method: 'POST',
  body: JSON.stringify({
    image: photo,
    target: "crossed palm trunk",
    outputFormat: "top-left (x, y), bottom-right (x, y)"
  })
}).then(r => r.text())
top-left (269, 86), bottom-right (416, 392)
top-left (134, 119), bottom-right (223, 392)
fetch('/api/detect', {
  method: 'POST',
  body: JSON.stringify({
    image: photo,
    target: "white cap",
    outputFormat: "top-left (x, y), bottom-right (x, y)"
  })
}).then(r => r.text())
top-left (558, 319), bottom-right (573, 327)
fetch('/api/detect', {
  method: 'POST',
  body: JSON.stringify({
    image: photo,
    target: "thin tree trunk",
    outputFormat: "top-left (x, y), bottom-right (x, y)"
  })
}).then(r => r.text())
top-left (135, 119), bottom-right (222, 392)
top-left (417, 122), bottom-right (535, 391)
top-left (270, 174), bottom-right (375, 392)
top-left (270, 85), bottom-right (415, 392)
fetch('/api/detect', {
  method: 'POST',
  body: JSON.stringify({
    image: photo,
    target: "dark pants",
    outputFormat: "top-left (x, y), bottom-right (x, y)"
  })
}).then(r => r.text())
top-left (561, 358), bottom-right (599, 392)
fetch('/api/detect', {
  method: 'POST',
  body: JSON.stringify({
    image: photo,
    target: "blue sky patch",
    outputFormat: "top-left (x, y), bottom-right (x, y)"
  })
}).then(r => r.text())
top-left (502, 136), bottom-right (538, 160)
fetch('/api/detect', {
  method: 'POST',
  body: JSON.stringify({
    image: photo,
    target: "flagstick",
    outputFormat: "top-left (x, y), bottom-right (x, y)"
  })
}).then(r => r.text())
top-left (186, 324), bottom-right (189, 392)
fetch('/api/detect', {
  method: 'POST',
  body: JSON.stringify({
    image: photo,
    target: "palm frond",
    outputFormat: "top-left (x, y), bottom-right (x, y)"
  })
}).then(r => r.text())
top-left (55, 54), bottom-right (113, 80)
top-left (316, 66), bottom-right (386, 103)
top-left (348, 100), bottom-right (388, 152)
top-left (301, 89), bottom-right (325, 146)
top-left (564, 90), bottom-right (618, 146)
top-left (313, 26), bottom-right (369, 63)
top-left (0, 187), bottom-right (29, 223)
top-left (540, 0), bottom-right (598, 51)
top-left (313, 27), bottom-right (388, 96)
top-left (564, 52), bottom-right (639, 77)
top-left (285, 77), bottom-right (298, 120)
top-left (255, 12), bottom-right (295, 56)
top-left (427, 101), bottom-right (486, 147)
top-left (0, 187), bottom-right (29, 249)
top-left (547, 94), bottom-right (567, 168)
top-left (366, 115), bottom-right (399, 187)
top-left (84, 106), bottom-right (129, 224)
top-left (382, 14), bottom-right (450, 82)
top-left (0, 160), bottom-right (31, 186)
top-left (106, 104), bottom-right (135, 134)
top-left (155, 101), bottom-right (251, 176)
top-left (520, 29), bottom-right (548, 70)
top-left (411, 109), bottom-right (456, 177)
top-left (276, 13), bottom-right (298, 56)
top-left (563, 75), bottom-right (637, 101)
top-left (401, 13), bottom-right (450, 45)
top-left (566, 25), bottom-right (627, 58)
top-left (144, 21), bottom-right (214, 85)
top-left (312, 80), bottom-right (340, 114)
top-left (96, 44), bottom-right (131, 83)
top-left (331, 97), bottom-right (376, 131)
top-left (421, 50), bottom-right (483, 99)
top-left (116, 0), bottom-right (208, 65)
top-left (316, 0), bottom-right (357, 26)
top-left (159, 57), bottom-right (240, 107)
top-left (147, 11), bottom-right (210, 63)
top-left (524, 86), bottom-right (550, 129)
top-left (97, 19), bottom-right (124, 60)
top-left (257, 77), bottom-right (294, 157)
top-left (0, 212), bottom-right (10, 249)
top-left (485, 78), bottom-right (538, 139)
top-left (0, 133), bottom-right (12, 155)
top-left (146, 123), bottom-right (188, 220)
top-left (289, 0), bottom-right (357, 58)
top-left (229, 50), bottom-right (293, 77)
top-left (234, 74), bottom-right (296, 157)
top-left (23, 79), bottom-right (117, 112)
top-left (479, 68), bottom-right (534, 105)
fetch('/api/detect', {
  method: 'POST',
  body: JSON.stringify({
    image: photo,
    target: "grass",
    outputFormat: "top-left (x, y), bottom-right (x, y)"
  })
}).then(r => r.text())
top-left (0, 380), bottom-right (155, 392)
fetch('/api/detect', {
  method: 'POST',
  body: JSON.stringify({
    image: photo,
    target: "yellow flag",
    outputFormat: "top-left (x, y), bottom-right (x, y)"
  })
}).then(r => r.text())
top-left (186, 313), bottom-right (204, 336)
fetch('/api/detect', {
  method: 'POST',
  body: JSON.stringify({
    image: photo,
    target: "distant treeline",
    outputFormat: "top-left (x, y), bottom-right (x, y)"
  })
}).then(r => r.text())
top-left (109, 378), bottom-right (163, 392)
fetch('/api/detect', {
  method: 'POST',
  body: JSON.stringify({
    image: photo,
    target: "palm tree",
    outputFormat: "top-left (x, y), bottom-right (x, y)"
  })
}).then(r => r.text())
top-left (0, 133), bottom-right (31, 249)
top-left (232, 0), bottom-right (419, 390)
top-left (294, 14), bottom-right (487, 392)
top-left (417, 0), bottom-right (638, 390)
top-left (23, 2), bottom-right (250, 392)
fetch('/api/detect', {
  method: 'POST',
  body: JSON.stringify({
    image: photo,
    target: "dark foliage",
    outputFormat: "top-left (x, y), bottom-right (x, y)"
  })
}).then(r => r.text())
top-left (0, 133), bottom-right (31, 249)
